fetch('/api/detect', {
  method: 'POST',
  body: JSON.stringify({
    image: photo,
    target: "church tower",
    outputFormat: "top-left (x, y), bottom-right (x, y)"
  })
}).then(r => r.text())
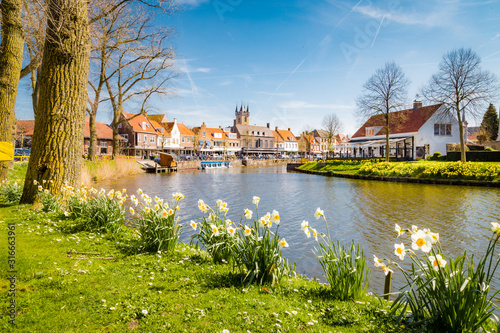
top-left (235, 104), bottom-right (250, 126)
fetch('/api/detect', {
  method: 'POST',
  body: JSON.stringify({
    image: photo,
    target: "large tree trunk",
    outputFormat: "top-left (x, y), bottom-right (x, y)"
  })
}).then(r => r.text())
top-left (0, 0), bottom-right (24, 181)
top-left (20, 0), bottom-right (91, 203)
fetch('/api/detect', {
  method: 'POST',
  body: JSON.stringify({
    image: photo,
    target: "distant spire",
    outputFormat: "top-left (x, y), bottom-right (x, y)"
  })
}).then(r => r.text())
top-left (246, 104), bottom-right (249, 113)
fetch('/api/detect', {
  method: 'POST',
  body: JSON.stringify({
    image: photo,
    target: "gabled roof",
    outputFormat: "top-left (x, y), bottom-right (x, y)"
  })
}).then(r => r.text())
top-left (352, 104), bottom-right (442, 139)
top-left (313, 129), bottom-right (329, 138)
top-left (272, 130), bottom-right (282, 142)
top-left (303, 134), bottom-right (319, 145)
top-left (147, 114), bottom-right (168, 124)
top-left (234, 124), bottom-right (274, 137)
top-left (16, 120), bottom-right (35, 136)
top-left (123, 112), bottom-right (159, 134)
top-left (277, 129), bottom-right (297, 142)
top-left (83, 117), bottom-right (115, 140)
top-left (205, 127), bottom-right (228, 140)
top-left (164, 121), bottom-right (195, 136)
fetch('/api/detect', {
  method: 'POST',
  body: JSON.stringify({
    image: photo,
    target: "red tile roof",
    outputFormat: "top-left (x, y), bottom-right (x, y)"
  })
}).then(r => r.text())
top-left (352, 104), bottom-right (442, 138)
top-left (277, 129), bottom-right (297, 142)
top-left (272, 130), bottom-right (282, 141)
top-left (83, 117), bottom-right (115, 140)
top-left (16, 120), bottom-right (35, 136)
top-left (164, 122), bottom-right (195, 136)
top-left (205, 127), bottom-right (228, 140)
top-left (123, 112), bottom-right (159, 134)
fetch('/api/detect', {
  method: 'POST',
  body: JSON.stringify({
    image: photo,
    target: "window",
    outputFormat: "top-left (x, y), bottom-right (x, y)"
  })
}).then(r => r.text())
top-left (202, 131), bottom-right (206, 137)
top-left (118, 123), bottom-right (122, 129)
top-left (100, 142), bottom-right (108, 154)
top-left (434, 124), bottom-right (452, 136)
top-left (144, 135), bottom-right (147, 143)
top-left (150, 136), bottom-right (155, 143)
top-left (137, 134), bottom-right (141, 142)
top-left (121, 134), bottom-right (128, 141)
top-left (182, 137), bottom-right (185, 143)
top-left (187, 137), bottom-right (190, 143)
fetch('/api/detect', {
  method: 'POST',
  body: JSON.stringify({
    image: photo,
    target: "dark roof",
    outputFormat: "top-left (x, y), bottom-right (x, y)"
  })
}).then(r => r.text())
top-left (352, 104), bottom-right (442, 139)
top-left (16, 120), bottom-right (35, 136)
top-left (234, 124), bottom-right (274, 137)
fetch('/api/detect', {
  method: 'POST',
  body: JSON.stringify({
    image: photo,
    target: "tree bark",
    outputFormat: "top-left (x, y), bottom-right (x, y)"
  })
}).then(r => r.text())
top-left (0, 0), bottom-right (24, 181)
top-left (20, 0), bottom-right (91, 203)
top-left (88, 113), bottom-right (97, 160)
top-left (456, 104), bottom-right (466, 163)
top-left (385, 113), bottom-right (390, 162)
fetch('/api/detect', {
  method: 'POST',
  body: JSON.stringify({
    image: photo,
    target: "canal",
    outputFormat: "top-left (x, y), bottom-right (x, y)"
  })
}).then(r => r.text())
top-left (99, 166), bottom-right (500, 295)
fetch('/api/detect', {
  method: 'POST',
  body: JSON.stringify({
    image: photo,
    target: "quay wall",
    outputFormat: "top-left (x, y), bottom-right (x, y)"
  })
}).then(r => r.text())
top-left (176, 159), bottom-right (301, 171)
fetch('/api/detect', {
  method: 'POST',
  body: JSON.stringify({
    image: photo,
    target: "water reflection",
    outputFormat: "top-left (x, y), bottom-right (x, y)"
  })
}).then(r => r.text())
top-left (99, 166), bottom-right (500, 295)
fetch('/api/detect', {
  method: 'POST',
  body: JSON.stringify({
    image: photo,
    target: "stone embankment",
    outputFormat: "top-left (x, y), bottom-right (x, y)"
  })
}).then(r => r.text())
top-left (176, 159), bottom-right (302, 171)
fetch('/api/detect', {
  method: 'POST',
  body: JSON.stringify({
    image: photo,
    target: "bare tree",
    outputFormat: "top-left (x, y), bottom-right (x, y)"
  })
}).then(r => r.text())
top-left (103, 6), bottom-right (177, 159)
top-left (422, 48), bottom-right (498, 162)
top-left (322, 113), bottom-right (342, 158)
top-left (0, 0), bottom-right (25, 181)
top-left (356, 62), bottom-right (410, 162)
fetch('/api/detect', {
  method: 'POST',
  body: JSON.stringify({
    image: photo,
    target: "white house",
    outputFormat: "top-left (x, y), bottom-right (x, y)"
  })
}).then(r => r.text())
top-left (162, 118), bottom-right (181, 152)
top-left (346, 100), bottom-right (461, 159)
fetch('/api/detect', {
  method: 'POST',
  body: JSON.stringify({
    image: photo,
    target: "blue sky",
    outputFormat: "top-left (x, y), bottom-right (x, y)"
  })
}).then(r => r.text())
top-left (15, 0), bottom-right (500, 136)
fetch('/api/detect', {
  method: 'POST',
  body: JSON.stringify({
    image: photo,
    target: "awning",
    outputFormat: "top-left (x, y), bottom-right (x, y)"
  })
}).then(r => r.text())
top-left (205, 140), bottom-right (211, 146)
top-left (199, 140), bottom-right (204, 146)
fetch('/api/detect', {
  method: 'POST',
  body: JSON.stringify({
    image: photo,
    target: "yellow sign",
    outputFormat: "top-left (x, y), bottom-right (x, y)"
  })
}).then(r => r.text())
top-left (0, 142), bottom-right (14, 161)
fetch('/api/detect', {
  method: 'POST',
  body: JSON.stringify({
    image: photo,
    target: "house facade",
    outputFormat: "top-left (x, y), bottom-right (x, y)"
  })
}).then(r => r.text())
top-left (119, 112), bottom-right (161, 159)
top-left (348, 100), bottom-right (461, 159)
top-left (275, 127), bottom-right (299, 155)
top-left (232, 105), bottom-right (276, 155)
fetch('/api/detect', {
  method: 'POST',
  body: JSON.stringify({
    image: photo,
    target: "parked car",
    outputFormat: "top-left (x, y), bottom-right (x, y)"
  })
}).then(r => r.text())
top-left (14, 148), bottom-right (31, 156)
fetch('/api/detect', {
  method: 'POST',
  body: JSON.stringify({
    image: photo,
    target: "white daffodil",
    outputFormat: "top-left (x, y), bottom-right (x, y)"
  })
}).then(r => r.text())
top-left (411, 230), bottom-right (434, 253)
top-left (491, 222), bottom-right (500, 234)
top-left (394, 243), bottom-right (406, 261)
top-left (252, 196), bottom-right (260, 206)
top-left (190, 221), bottom-right (197, 230)
top-left (314, 207), bottom-right (324, 220)
top-left (271, 210), bottom-right (280, 224)
top-left (429, 254), bottom-right (447, 271)
top-left (410, 225), bottom-right (418, 234)
top-left (211, 224), bottom-right (219, 236)
top-left (244, 208), bottom-right (253, 220)
top-left (243, 225), bottom-right (252, 236)
top-left (227, 226), bottom-right (236, 237)
top-left (373, 255), bottom-right (382, 268)
top-left (129, 207), bottom-right (135, 215)
top-left (279, 238), bottom-right (289, 249)
top-left (161, 210), bottom-right (168, 218)
top-left (380, 264), bottom-right (393, 276)
top-left (395, 224), bottom-right (404, 237)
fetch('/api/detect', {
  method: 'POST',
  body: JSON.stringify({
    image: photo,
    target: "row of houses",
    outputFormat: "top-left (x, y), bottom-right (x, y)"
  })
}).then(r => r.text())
top-left (17, 99), bottom-right (476, 160)
top-left (15, 106), bottom-right (346, 159)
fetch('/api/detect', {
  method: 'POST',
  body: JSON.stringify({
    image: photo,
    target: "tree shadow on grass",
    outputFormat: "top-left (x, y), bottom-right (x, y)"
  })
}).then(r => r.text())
top-left (196, 269), bottom-right (247, 289)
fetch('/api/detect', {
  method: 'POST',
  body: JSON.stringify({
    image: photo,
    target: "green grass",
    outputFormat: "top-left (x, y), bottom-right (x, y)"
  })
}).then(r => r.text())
top-left (1, 204), bottom-right (403, 332)
top-left (8, 163), bottom-right (28, 181)
top-left (298, 160), bottom-right (500, 182)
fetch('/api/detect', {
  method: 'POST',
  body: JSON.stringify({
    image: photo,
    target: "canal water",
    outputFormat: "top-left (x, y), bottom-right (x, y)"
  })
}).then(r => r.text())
top-left (99, 166), bottom-right (500, 296)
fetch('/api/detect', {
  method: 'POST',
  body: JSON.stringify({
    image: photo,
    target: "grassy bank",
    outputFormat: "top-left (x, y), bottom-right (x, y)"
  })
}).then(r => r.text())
top-left (81, 158), bottom-right (143, 185)
top-left (1, 205), bottom-right (393, 332)
top-left (298, 160), bottom-right (500, 182)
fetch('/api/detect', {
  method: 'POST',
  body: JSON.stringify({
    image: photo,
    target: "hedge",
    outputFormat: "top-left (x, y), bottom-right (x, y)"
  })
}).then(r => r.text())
top-left (447, 151), bottom-right (500, 162)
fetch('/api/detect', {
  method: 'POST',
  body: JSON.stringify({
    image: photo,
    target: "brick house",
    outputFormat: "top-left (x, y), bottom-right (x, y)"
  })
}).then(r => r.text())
top-left (119, 112), bottom-right (162, 159)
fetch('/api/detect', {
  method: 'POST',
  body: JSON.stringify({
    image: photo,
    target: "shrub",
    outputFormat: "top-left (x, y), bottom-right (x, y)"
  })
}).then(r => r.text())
top-left (428, 152), bottom-right (446, 161)
top-left (189, 200), bottom-right (238, 264)
top-left (130, 190), bottom-right (184, 253)
top-left (302, 209), bottom-right (370, 300)
top-left (375, 224), bottom-right (500, 332)
top-left (34, 181), bottom-right (62, 213)
top-left (0, 179), bottom-right (22, 204)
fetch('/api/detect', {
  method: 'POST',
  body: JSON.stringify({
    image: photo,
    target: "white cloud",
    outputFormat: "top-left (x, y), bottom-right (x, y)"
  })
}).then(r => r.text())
top-left (354, 4), bottom-right (449, 28)
top-left (279, 101), bottom-right (355, 110)
top-left (174, 0), bottom-right (210, 8)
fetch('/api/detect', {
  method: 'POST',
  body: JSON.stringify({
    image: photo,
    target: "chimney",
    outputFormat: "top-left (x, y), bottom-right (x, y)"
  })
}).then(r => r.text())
top-left (219, 125), bottom-right (222, 129)
top-left (267, 123), bottom-right (270, 128)
top-left (288, 128), bottom-right (291, 132)
top-left (413, 97), bottom-right (423, 111)
top-left (275, 126), bottom-right (278, 132)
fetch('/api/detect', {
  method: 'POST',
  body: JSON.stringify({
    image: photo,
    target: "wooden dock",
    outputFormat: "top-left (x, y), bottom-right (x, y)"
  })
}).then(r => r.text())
top-left (137, 160), bottom-right (177, 173)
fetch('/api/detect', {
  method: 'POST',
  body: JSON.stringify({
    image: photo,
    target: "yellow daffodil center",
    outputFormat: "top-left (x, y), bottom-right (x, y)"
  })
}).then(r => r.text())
top-left (212, 228), bottom-right (217, 233)
top-left (397, 248), bottom-right (403, 254)
top-left (433, 260), bottom-right (440, 266)
top-left (416, 238), bottom-right (425, 247)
